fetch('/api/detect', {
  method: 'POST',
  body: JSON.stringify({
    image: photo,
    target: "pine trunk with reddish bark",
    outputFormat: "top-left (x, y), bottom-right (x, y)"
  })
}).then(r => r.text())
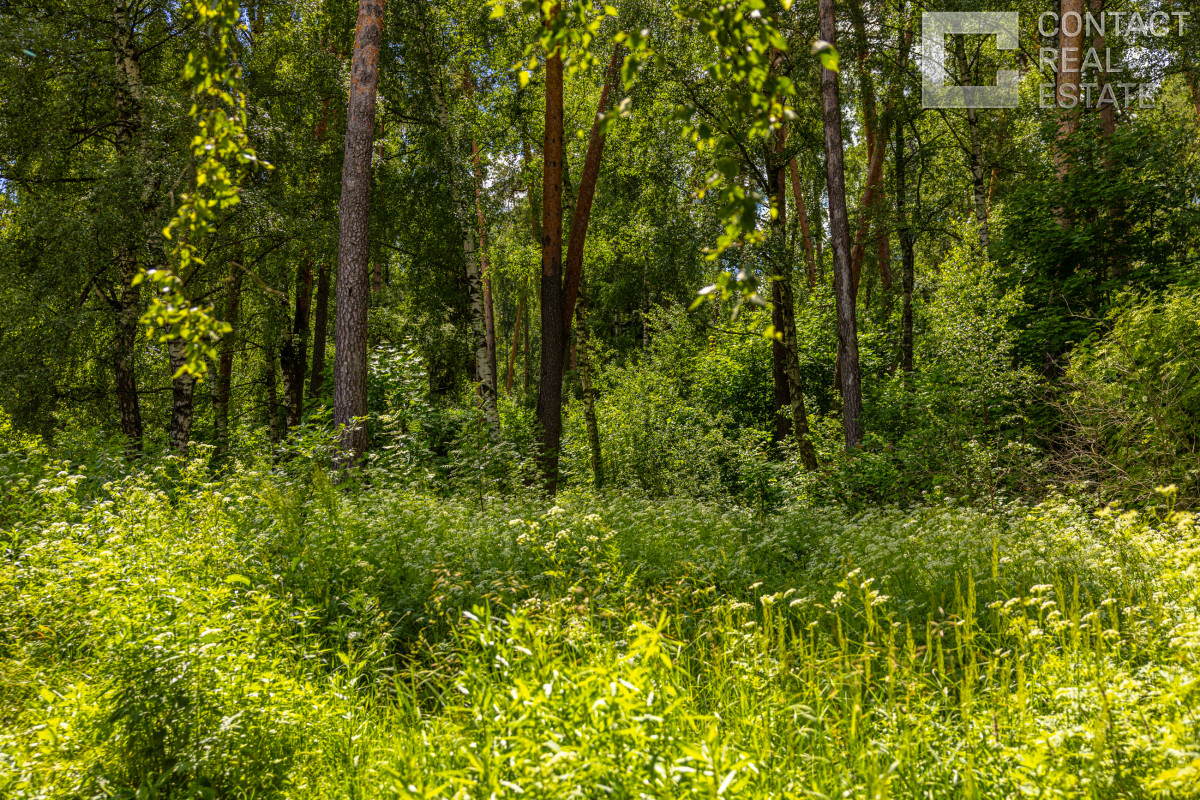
top-left (1056, 0), bottom-right (1084, 181)
top-left (561, 43), bottom-right (622, 336)
top-left (536, 27), bottom-right (566, 491)
top-left (537, 37), bottom-right (622, 491)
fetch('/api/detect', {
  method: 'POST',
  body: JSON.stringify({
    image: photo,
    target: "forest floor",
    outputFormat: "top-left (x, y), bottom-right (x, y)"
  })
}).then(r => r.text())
top-left (2, 455), bottom-right (1199, 799)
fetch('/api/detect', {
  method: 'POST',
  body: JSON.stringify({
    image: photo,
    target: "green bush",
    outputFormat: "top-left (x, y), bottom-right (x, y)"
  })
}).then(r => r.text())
top-left (561, 306), bottom-right (780, 502)
top-left (1060, 287), bottom-right (1200, 507)
top-left (814, 234), bottom-right (1042, 506)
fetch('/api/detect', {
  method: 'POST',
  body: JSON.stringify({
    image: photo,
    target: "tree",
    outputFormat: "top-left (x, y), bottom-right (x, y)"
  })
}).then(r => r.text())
top-left (818, 0), bottom-right (863, 448)
top-left (111, 0), bottom-right (154, 454)
top-left (334, 0), bottom-right (386, 464)
top-left (954, 36), bottom-right (990, 249)
top-left (1056, 0), bottom-right (1084, 182)
top-left (536, 8), bottom-right (567, 490)
top-left (214, 261), bottom-right (244, 455)
top-left (537, 31), bottom-right (623, 491)
top-left (310, 262), bottom-right (331, 401)
top-left (280, 259), bottom-right (313, 428)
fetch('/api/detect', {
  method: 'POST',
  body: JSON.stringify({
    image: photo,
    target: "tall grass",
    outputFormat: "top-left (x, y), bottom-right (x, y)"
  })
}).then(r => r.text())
top-left (1, 448), bottom-right (1198, 798)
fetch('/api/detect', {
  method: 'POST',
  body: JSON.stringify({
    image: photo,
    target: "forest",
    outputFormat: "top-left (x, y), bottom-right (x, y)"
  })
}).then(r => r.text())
top-left (2, 0), bottom-right (1200, 796)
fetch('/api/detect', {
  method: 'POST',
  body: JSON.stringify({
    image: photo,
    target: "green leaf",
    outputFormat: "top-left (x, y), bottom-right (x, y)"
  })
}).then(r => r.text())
top-left (225, 574), bottom-right (251, 586)
top-left (811, 40), bottom-right (839, 72)
top-left (715, 157), bottom-right (740, 180)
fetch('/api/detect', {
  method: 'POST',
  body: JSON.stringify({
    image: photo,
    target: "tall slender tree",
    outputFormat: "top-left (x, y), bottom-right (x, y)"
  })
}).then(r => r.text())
top-left (281, 259), bottom-right (313, 428)
top-left (167, 338), bottom-right (196, 454)
top-left (536, 8), bottom-right (567, 490)
top-left (789, 158), bottom-right (817, 289)
top-left (214, 260), bottom-right (243, 455)
top-left (819, 0), bottom-right (863, 448)
top-left (472, 139), bottom-right (498, 390)
top-left (1056, 0), bottom-right (1084, 181)
top-left (310, 262), bottom-right (330, 401)
top-left (537, 36), bottom-right (622, 491)
top-left (896, 114), bottom-right (915, 375)
top-left (954, 37), bottom-right (990, 249)
top-left (561, 43), bottom-right (623, 334)
top-left (768, 118), bottom-right (819, 470)
top-left (333, 0), bottom-right (386, 463)
top-left (110, 0), bottom-right (148, 454)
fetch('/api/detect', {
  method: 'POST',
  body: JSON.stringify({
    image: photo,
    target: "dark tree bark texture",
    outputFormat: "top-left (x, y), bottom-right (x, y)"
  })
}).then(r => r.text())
top-left (333, 0), bottom-right (385, 464)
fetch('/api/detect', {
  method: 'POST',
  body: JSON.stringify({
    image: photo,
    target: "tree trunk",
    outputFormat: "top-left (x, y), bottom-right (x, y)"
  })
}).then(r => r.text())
top-left (848, 0), bottom-right (892, 293)
top-left (214, 262), bottom-right (243, 455)
top-left (812, 166), bottom-right (825, 281)
top-left (1088, 0), bottom-right (1117, 139)
top-left (771, 272), bottom-right (791, 443)
top-left (472, 139), bottom-right (499, 407)
top-left (281, 259), bottom-right (313, 428)
top-left (789, 158), bottom-right (817, 289)
top-left (562, 43), bottom-right (623, 336)
top-left (769, 117), bottom-right (819, 470)
top-left (896, 117), bottom-right (914, 374)
top-left (537, 15), bottom-right (566, 492)
top-left (484, 280), bottom-right (497, 395)
top-left (507, 287), bottom-right (524, 394)
top-left (309, 261), bottom-right (330, 401)
top-left (819, 0), bottom-right (863, 449)
top-left (265, 338), bottom-right (281, 443)
top-left (463, 214), bottom-right (498, 429)
top-left (955, 38), bottom-right (990, 250)
top-left (576, 288), bottom-right (604, 489)
top-left (1056, 0), bottom-right (1084, 181)
top-left (432, 79), bottom-right (497, 433)
top-left (333, 0), bottom-right (385, 464)
top-left (167, 339), bottom-right (196, 455)
top-left (523, 292), bottom-right (531, 396)
top-left (1189, 67), bottom-right (1200, 130)
top-left (849, 131), bottom-right (888, 298)
top-left (522, 133), bottom-right (539, 400)
top-left (532, 38), bottom-right (622, 490)
top-left (111, 0), bottom-right (145, 455)
top-left (112, 260), bottom-right (143, 455)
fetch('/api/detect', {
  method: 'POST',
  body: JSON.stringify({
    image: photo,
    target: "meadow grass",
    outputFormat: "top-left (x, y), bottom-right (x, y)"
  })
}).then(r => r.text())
top-left (1, 452), bottom-right (1199, 798)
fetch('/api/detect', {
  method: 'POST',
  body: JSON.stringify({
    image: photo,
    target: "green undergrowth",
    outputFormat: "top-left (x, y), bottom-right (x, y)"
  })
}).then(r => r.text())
top-left (2, 450), bottom-right (1199, 798)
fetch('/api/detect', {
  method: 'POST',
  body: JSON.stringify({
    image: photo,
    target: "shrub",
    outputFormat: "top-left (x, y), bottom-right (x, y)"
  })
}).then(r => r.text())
top-left (1059, 287), bottom-right (1200, 507)
top-left (813, 233), bottom-right (1042, 506)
